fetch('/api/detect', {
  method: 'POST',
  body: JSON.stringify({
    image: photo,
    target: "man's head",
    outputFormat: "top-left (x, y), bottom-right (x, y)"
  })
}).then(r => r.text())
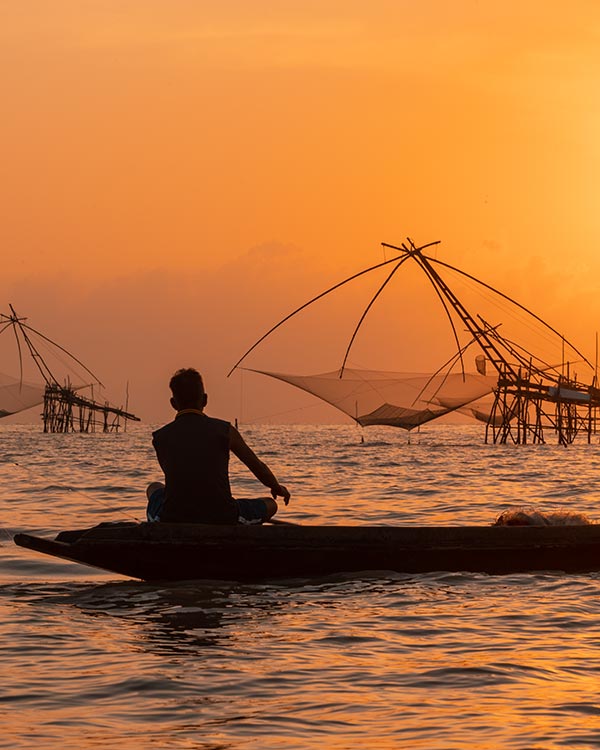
top-left (169, 368), bottom-right (208, 411)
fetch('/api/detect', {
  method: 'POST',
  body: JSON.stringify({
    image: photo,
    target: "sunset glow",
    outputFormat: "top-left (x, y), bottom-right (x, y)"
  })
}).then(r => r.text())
top-left (3, 1), bottom-right (600, 423)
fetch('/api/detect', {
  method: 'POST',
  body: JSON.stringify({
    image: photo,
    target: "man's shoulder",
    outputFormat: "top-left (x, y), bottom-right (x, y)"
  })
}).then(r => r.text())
top-left (152, 420), bottom-right (177, 442)
top-left (200, 415), bottom-right (232, 441)
top-left (205, 415), bottom-right (231, 431)
top-left (152, 415), bottom-right (230, 441)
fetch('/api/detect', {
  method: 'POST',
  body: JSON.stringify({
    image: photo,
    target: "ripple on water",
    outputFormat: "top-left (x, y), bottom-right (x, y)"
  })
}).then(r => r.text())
top-left (3, 425), bottom-right (600, 749)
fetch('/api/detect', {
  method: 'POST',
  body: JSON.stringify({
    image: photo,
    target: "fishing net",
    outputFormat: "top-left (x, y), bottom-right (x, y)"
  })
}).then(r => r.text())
top-left (0, 372), bottom-right (45, 418)
top-left (246, 367), bottom-right (498, 430)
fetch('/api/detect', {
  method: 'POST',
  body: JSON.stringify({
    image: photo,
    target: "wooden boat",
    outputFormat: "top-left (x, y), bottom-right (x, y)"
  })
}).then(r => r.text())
top-left (13, 521), bottom-right (600, 581)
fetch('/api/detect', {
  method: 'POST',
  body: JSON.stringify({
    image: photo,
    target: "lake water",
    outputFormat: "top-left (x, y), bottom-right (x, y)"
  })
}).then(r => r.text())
top-left (2, 422), bottom-right (600, 749)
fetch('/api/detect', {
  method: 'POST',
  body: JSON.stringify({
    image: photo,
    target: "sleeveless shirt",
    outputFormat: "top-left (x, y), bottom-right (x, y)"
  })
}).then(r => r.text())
top-left (152, 412), bottom-right (238, 524)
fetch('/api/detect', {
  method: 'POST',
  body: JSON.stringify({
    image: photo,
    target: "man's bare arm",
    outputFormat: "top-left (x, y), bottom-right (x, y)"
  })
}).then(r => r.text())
top-left (229, 425), bottom-right (290, 505)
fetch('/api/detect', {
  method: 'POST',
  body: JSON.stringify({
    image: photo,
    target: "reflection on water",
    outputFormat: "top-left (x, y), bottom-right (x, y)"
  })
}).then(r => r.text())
top-left (3, 424), bottom-right (600, 748)
top-left (4, 570), bottom-right (600, 749)
top-left (72, 581), bottom-right (237, 652)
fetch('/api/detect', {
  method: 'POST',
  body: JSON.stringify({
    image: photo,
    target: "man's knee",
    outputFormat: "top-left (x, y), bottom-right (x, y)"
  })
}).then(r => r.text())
top-left (147, 481), bottom-right (164, 500)
top-left (264, 497), bottom-right (278, 519)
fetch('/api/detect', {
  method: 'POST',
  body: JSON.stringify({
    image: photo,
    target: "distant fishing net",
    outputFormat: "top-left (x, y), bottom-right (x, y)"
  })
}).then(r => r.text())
top-left (231, 239), bottom-right (598, 445)
top-left (494, 507), bottom-right (593, 526)
top-left (0, 371), bottom-right (45, 418)
top-left (246, 367), bottom-right (498, 430)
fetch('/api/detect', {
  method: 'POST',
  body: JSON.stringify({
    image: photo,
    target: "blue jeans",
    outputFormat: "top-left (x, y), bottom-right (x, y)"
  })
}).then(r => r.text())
top-left (146, 487), bottom-right (269, 525)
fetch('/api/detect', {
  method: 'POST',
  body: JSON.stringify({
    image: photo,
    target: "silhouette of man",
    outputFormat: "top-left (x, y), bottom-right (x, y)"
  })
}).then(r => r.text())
top-left (147, 368), bottom-right (290, 524)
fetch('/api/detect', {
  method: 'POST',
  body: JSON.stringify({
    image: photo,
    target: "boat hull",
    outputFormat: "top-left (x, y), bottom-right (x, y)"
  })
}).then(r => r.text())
top-left (13, 522), bottom-right (600, 581)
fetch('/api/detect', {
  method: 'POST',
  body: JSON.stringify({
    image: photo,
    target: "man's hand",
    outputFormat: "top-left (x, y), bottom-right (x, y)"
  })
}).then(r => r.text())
top-left (271, 483), bottom-right (290, 506)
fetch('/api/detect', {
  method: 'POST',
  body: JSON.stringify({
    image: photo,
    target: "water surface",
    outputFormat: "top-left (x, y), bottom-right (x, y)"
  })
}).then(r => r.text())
top-left (2, 423), bottom-right (600, 748)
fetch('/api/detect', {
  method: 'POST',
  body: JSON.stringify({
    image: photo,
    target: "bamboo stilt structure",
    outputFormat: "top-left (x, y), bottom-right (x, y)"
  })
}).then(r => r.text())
top-left (42, 384), bottom-right (139, 433)
top-left (229, 236), bottom-right (600, 445)
top-left (1, 307), bottom-right (140, 433)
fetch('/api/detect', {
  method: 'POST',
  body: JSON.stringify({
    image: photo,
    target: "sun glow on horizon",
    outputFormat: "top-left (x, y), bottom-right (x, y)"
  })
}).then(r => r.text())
top-left (2, 1), bottom-right (600, 420)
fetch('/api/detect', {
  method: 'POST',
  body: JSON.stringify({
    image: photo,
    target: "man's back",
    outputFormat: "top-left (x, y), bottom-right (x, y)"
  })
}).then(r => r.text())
top-left (152, 411), bottom-right (238, 524)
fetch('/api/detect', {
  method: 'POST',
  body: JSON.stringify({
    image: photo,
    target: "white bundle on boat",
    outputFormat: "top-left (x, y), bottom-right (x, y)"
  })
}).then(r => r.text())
top-left (494, 507), bottom-right (593, 526)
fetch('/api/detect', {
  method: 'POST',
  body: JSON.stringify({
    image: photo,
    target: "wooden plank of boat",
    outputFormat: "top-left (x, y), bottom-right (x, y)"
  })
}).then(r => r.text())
top-left (13, 522), bottom-right (600, 581)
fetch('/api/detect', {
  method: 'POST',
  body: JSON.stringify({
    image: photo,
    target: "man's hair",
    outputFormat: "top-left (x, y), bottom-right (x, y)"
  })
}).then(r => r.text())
top-left (169, 368), bottom-right (205, 408)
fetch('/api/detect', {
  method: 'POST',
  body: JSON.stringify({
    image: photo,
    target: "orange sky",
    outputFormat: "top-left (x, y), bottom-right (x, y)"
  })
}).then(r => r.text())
top-left (2, 1), bottom-right (600, 424)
